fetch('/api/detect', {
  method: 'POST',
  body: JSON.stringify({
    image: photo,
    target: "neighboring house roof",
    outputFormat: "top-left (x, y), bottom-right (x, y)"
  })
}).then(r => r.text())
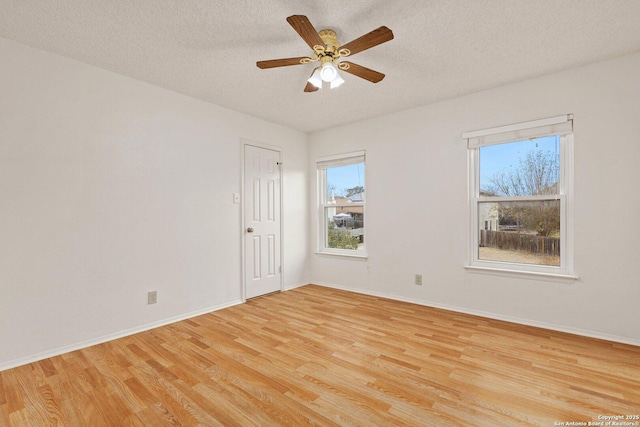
top-left (348, 192), bottom-right (365, 203)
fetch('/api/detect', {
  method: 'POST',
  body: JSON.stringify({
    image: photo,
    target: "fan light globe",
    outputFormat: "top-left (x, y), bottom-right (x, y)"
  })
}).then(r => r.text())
top-left (330, 74), bottom-right (345, 89)
top-left (308, 68), bottom-right (323, 88)
top-left (320, 62), bottom-right (338, 82)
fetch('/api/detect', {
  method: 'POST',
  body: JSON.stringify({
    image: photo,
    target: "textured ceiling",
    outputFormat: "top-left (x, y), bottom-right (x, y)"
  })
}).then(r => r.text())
top-left (2, 0), bottom-right (640, 133)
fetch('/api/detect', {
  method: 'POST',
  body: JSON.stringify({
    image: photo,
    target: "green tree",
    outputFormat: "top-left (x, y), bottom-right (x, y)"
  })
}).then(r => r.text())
top-left (496, 200), bottom-right (560, 237)
top-left (344, 186), bottom-right (364, 198)
top-left (328, 229), bottom-right (360, 250)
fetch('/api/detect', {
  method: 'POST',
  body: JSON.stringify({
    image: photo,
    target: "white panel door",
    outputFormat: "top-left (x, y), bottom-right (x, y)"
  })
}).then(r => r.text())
top-left (244, 145), bottom-right (281, 299)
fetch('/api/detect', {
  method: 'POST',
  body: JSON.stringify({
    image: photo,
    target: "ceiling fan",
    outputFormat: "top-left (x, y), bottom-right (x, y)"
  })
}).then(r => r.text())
top-left (257, 15), bottom-right (394, 92)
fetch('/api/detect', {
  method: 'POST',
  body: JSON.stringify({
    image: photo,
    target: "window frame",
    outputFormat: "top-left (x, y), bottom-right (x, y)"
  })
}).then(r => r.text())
top-left (464, 115), bottom-right (576, 279)
top-left (316, 151), bottom-right (367, 258)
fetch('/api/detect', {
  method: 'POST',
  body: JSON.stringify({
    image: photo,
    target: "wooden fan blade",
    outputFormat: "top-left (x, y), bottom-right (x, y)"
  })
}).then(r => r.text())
top-left (286, 15), bottom-right (325, 50)
top-left (340, 26), bottom-right (394, 56)
top-left (304, 81), bottom-right (319, 92)
top-left (257, 57), bottom-right (312, 69)
top-left (339, 61), bottom-right (385, 83)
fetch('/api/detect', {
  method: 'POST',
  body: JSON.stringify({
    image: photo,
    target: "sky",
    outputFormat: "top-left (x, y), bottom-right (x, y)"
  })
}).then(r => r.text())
top-left (326, 163), bottom-right (365, 197)
top-left (479, 135), bottom-right (560, 190)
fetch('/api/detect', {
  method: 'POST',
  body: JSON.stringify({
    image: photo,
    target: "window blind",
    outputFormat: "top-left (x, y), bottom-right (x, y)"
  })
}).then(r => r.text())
top-left (316, 151), bottom-right (365, 169)
top-left (463, 114), bottom-right (573, 148)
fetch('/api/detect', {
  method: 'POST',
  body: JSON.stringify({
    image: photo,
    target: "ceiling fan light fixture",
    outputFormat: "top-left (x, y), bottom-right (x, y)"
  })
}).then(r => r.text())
top-left (308, 67), bottom-right (322, 88)
top-left (320, 61), bottom-right (338, 82)
top-left (257, 16), bottom-right (393, 93)
top-left (330, 73), bottom-right (345, 89)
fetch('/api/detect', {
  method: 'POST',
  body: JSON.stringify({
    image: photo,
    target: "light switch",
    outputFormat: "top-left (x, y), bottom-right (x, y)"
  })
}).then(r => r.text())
top-left (233, 193), bottom-right (240, 204)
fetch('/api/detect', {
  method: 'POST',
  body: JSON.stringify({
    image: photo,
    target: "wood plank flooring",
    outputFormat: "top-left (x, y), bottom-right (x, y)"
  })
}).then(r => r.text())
top-left (1, 284), bottom-right (639, 426)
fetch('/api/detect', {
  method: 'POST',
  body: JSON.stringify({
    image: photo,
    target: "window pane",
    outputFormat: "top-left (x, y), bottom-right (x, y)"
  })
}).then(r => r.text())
top-left (479, 136), bottom-right (560, 197)
top-left (321, 160), bottom-right (365, 253)
top-left (326, 163), bottom-right (365, 200)
top-left (325, 207), bottom-right (364, 251)
top-left (478, 200), bottom-right (560, 266)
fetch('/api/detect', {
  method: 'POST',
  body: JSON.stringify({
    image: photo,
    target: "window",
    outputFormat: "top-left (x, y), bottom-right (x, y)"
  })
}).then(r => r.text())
top-left (464, 115), bottom-right (575, 278)
top-left (317, 151), bottom-right (366, 256)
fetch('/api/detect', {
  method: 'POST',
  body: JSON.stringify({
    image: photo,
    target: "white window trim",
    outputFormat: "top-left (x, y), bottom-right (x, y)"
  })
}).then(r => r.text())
top-left (317, 151), bottom-right (367, 258)
top-left (464, 115), bottom-right (577, 279)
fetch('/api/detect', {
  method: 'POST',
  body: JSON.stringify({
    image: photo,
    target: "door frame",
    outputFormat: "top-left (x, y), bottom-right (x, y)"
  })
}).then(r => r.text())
top-left (240, 139), bottom-right (284, 302)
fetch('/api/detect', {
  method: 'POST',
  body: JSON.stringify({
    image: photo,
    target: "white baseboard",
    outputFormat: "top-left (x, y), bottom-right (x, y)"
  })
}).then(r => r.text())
top-left (283, 281), bottom-right (308, 291)
top-left (312, 282), bottom-right (640, 348)
top-left (6, 283), bottom-right (638, 372)
top-left (0, 299), bottom-right (243, 372)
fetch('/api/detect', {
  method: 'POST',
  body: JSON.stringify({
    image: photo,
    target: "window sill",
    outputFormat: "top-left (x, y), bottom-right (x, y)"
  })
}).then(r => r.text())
top-left (464, 265), bottom-right (578, 282)
top-left (316, 251), bottom-right (368, 260)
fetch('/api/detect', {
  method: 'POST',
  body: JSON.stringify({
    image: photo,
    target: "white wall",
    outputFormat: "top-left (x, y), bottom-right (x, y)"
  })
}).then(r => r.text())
top-left (3, 35), bottom-right (639, 371)
top-left (0, 37), bottom-right (309, 369)
top-left (308, 52), bottom-right (640, 344)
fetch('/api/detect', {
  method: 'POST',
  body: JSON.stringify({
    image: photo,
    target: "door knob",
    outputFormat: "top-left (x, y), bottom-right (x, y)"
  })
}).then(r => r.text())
top-left (247, 227), bottom-right (254, 233)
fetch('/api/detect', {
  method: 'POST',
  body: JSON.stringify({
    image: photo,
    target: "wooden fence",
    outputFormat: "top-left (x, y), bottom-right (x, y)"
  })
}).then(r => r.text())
top-left (480, 230), bottom-right (560, 256)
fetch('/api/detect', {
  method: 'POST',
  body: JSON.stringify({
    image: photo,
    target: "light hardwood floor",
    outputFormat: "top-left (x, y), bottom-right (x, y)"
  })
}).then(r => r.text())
top-left (1, 285), bottom-right (639, 426)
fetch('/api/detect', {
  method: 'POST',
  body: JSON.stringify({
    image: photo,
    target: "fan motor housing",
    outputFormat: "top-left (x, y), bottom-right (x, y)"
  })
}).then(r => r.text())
top-left (319, 29), bottom-right (339, 54)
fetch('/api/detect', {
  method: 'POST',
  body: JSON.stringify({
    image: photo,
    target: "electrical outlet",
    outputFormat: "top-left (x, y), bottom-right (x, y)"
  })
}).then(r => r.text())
top-left (415, 274), bottom-right (423, 286)
top-left (147, 291), bottom-right (157, 304)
